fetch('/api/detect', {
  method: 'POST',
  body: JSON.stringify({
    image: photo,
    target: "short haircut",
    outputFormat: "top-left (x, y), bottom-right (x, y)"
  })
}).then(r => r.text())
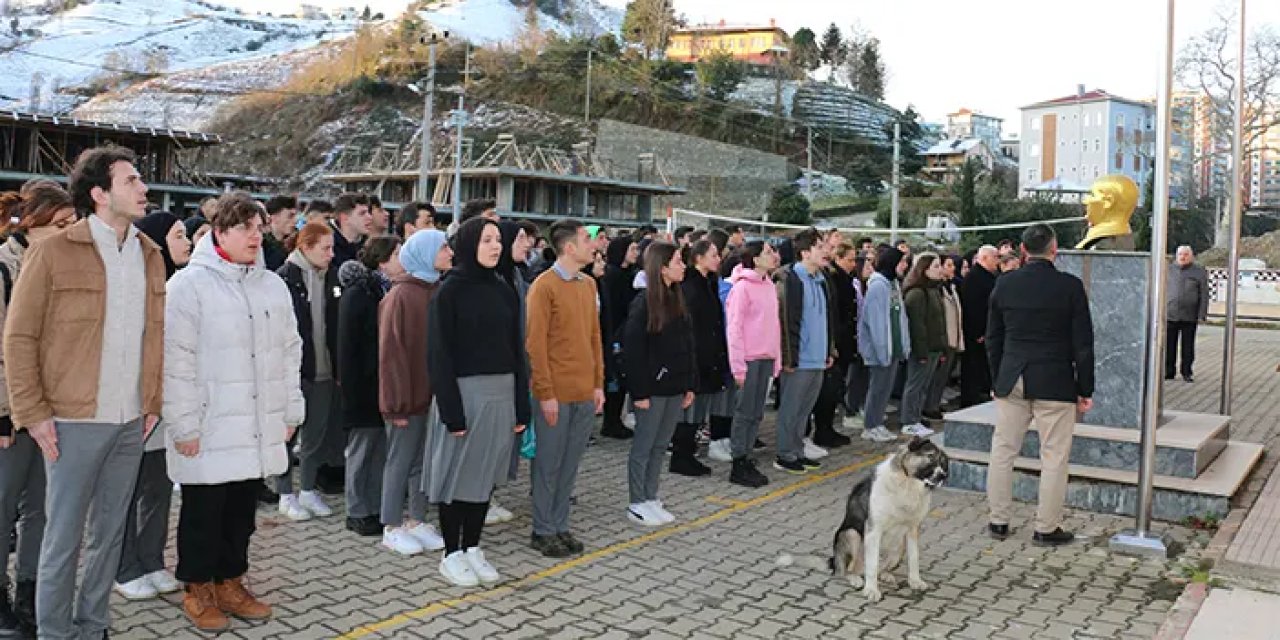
top-left (367, 194), bottom-right (382, 209)
top-left (460, 198), bottom-right (496, 223)
top-left (68, 145), bottom-right (138, 217)
top-left (834, 242), bottom-right (856, 259)
top-left (304, 199), bottom-right (333, 215)
top-left (357, 235), bottom-right (401, 270)
top-left (398, 202), bottom-right (435, 231)
top-left (674, 225), bottom-right (694, 240)
top-left (516, 220), bottom-right (539, 241)
top-left (265, 195), bottom-right (297, 215)
top-left (548, 218), bottom-right (584, 255)
top-left (792, 227), bottom-right (822, 259)
top-left (706, 228), bottom-right (730, 253)
top-left (857, 237), bottom-right (874, 247)
top-left (723, 224), bottom-right (742, 235)
top-left (209, 192), bottom-right (266, 233)
top-left (1021, 223), bottom-right (1056, 256)
top-left (739, 240), bottom-right (767, 270)
top-left (295, 221), bottom-right (333, 250)
top-left (333, 193), bottom-right (364, 216)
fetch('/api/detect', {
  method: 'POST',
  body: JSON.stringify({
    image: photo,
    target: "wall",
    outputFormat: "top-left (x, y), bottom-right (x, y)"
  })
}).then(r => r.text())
top-left (593, 119), bottom-right (790, 217)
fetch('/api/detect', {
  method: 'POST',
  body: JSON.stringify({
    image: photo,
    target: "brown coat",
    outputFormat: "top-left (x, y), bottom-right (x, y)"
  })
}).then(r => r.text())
top-left (3, 218), bottom-right (167, 428)
top-left (378, 274), bottom-right (439, 420)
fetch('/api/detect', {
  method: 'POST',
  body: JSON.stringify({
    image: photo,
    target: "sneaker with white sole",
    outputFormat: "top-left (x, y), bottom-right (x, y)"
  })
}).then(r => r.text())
top-left (623, 412), bottom-right (637, 428)
top-left (842, 413), bottom-right (864, 431)
top-left (861, 427), bottom-right (897, 443)
top-left (485, 502), bottom-right (514, 525)
top-left (145, 570), bottom-right (181, 594)
top-left (278, 494), bottom-right (311, 521)
top-left (113, 576), bottom-right (157, 600)
top-left (464, 547), bottom-right (501, 584)
top-left (627, 503), bottom-right (664, 527)
top-left (382, 527), bottom-right (425, 556)
top-left (707, 439), bottom-right (733, 462)
top-left (439, 551), bottom-right (479, 587)
top-left (802, 438), bottom-right (829, 460)
top-left (298, 490), bottom-right (332, 518)
top-left (405, 521), bottom-right (445, 551)
top-left (647, 500), bottom-right (675, 524)
top-left (902, 423), bottom-right (936, 438)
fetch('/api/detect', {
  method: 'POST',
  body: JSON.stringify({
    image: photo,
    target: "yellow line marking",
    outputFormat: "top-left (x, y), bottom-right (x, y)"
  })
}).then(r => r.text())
top-left (705, 495), bottom-right (748, 507)
top-left (336, 455), bottom-right (884, 639)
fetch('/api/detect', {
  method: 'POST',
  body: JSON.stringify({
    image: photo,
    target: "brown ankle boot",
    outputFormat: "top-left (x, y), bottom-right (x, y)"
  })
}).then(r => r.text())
top-left (215, 577), bottom-right (272, 620)
top-left (183, 583), bottom-right (230, 632)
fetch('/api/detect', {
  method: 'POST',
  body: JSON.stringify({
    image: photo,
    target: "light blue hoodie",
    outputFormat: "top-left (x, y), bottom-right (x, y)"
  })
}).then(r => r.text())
top-left (858, 272), bottom-right (911, 367)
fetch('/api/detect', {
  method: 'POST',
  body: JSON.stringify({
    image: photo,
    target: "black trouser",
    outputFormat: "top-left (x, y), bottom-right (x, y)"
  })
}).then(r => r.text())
top-left (809, 363), bottom-right (847, 437)
top-left (959, 341), bottom-right (992, 407)
top-left (1165, 321), bottom-right (1198, 378)
top-left (602, 390), bottom-right (628, 432)
top-left (176, 480), bottom-right (259, 584)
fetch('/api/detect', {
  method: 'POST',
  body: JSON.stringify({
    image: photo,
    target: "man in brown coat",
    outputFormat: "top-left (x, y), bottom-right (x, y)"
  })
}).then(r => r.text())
top-left (3, 146), bottom-right (166, 639)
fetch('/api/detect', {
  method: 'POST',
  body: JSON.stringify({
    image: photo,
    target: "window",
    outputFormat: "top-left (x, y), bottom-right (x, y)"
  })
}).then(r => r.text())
top-left (1028, 169), bottom-right (1038, 182)
top-left (1031, 117), bottom-right (1041, 131)
top-left (1115, 153), bottom-right (1123, 170)
top-left (1133, 155), bottom-right (1141, 172)
top-left (1095, 138), bottom-right (1102, 151)
top-left (1030, 143), bottom-right (1041, 157)
top-left (1094, 166), bottom-right (1101, 177)
top-left (1118, 114), bottom-right (1126, 127)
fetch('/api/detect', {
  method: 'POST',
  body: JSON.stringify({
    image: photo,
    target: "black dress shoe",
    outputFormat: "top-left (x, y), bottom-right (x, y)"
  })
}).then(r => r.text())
top-left (557, 532), bottom-right (585, 554)
top-left (922, 409), bottom-right (944, 421)
top-left (1032, 528), bottom-right (1076, 547)
top-left (988, 523), bottom-right (1009, 540)
top-left (600, 425), bottom-right (634, 440)
top-left (531, 533), bottom-right (572, 558)
top-left (345, 516), bottom-right (381, 537)
top-left (1183, 375), bottom-right (1195, 383)
top-left (753, 438), bottom-right (766, 450)
top-left (812, 431), bottom-right (851, 448)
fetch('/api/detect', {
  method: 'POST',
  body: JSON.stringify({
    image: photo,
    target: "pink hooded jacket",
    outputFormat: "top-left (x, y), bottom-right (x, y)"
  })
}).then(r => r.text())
top-left (725, 264), bottom-right (782, 379)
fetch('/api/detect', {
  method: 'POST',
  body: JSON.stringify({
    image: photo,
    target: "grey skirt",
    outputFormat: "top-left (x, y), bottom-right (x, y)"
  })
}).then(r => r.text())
top-left (422, 374), bottom-right (517, 504)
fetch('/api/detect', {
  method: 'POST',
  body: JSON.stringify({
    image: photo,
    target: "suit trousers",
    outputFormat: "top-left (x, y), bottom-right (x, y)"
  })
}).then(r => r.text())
top-left (959, 342), bottom-right (992, 407)
top-left (1165, 321), bottom-right (1197, 378)
top-left (988, 378), bottom-right (1076, 534)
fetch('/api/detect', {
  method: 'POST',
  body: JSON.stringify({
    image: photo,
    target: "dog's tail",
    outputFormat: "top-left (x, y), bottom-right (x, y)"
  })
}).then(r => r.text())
top-left (775, 553), bottom-right (833, 573)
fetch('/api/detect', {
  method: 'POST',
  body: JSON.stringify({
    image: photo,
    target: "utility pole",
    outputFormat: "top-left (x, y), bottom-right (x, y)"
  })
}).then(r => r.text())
top-left (891, 120), bottom-right (901, 242)
top-left (451, 47), bottom-right (472, 222)
top-left (805, 126), bottom-right (814, 200)
top-left (417, 33), bottom-right (441, 203)
top-left (1221, 0), bottom-right (1247, 415)
top-left (769, 45), bottom-right (786, 153)
top-left (584, 48), bottom-right (593, 123)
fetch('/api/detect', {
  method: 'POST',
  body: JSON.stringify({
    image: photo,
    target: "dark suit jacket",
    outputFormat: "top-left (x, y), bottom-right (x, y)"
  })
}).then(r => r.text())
top-left (961, 263), bottom-right (997, 344)
top-left (986, 259), bottom-right (1095, 402)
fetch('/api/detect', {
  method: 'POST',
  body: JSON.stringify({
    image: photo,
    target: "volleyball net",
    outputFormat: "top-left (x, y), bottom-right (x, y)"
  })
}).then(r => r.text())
top-left (669, 208), bottom-right (1086, 242)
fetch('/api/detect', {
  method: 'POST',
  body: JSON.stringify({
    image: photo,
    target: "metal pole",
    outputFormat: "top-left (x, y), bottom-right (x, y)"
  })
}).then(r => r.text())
top-left (1111, 0), bottom-right (1175, 559)
top-left (584, 48), bottom-right (593, 123)
top-left (1221, 0), bottom-right (1246, 416)
top-left (417, 37), bottom-right (437, 203)
top-left (452, 48), bottom-right (470, 222)
top-left (806, 126), bottom-right (814, 201)
top-left (891, 121), bottom-right (901, 243)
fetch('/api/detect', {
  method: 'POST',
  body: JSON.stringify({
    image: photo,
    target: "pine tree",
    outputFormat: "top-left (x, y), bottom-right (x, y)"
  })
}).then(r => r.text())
top-left (854, 37), bottom-right (886, 99)
top-left (818, 23), bottom-right (845, 74)
top-left (622, 0), bottom-right (676, 59)
top-left (790, 27), bottom-right (820, 72)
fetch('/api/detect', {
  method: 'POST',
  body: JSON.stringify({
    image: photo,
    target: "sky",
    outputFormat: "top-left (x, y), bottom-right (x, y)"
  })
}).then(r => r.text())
top-left (231, 0), bottom-right (1280, 136)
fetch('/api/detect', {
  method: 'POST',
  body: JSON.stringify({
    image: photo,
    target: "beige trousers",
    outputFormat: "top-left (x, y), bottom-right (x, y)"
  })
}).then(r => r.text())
top-left (987, 378), bottom-right (1077, 534)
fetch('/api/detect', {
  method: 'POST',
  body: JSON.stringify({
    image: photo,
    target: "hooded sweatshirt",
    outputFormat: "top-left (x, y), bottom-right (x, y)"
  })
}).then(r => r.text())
top-left (379, 230), bottom-right (448, 419)
top-left (724, 264), bottom-right (782, 378)
top-left (134, 211), bottom-right (181, 279)
top-left (286, 250), bottom-right (333, 381)
top-left (858, 248), bottom-right (912, 367)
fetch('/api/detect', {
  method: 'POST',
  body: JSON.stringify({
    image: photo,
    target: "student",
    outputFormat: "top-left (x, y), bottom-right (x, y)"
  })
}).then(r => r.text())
top-left (379, 230), bottom-right (451, 555)
top-left (164, 192), bottom-right (303, 632)
top-left (263, 195), bottom-right (297, 271)
top-left (858, 247), bottom-right (911, 442)
top-left (601, 236), bottom-right (641, 439)
top-left (809, 242), bottom-right (860, 449)
top-left (900, 253), bottom-right (947, 438)
top-left (368, 195), bottom-right (390, 236)
top-left (623, 243), bottom-right (696, 525)
top-left (398, 202), bottom-right (436, 238)
top-left (674, 240), bottom-right (725, 476)
top-left (493, 221), bottom-right (534, 523)
top-left (337, 236), bottom-right (404, 537)
top-left (4, 147), bottom-right (166, 640)
top-left (329, 193), bottom-right (371, 270)
top-left (927, 255), bottom-right (965, 418)
top-left (724, 241), bottom-right (780, 488)
top-left (113, 211), bottom-right (192, 601)
top-left (525, 219), bottom-right (605, 558)
top-left (426, 218), bottom-right (530, 587)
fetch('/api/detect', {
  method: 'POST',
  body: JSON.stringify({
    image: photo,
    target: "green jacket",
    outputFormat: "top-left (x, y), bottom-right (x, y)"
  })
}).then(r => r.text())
top-left (903, 282), bottom-right (947, 359)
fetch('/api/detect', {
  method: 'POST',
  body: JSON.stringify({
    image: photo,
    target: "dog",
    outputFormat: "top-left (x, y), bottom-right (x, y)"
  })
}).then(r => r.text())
top-left (777, 436), bottom-right (949, 602)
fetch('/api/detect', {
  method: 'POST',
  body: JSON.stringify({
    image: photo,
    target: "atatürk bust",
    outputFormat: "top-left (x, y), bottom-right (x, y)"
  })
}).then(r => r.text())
top-left (1077, 175), bottom-right (1138, 250)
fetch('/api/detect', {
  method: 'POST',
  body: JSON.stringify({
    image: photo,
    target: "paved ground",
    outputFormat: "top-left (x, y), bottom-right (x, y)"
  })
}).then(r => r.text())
top-left (88, 326), bottom-right (1277, 639)
top-left (1183, 587), bottom-right (1280, 640)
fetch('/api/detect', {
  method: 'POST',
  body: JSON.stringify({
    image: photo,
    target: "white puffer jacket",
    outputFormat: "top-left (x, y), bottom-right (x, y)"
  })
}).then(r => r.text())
top-left (163, 233), bottom-right (305, 485)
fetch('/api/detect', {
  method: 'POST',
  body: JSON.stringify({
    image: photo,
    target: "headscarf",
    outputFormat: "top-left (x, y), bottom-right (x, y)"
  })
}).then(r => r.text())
top-left (399, 228), bottom-right (448, 283)
top-left (606, 236), bottom-right (633, 267)
top-left (875, 246), bottom-right (905, 281)
top-left (452, 217), bottom-right (499, 277)
top-left (183, 215), bottom-right (209, 241)
top-left (134, 211), bottom-right (181, 279)
top-left (496, 221), bottom-right (522, 280)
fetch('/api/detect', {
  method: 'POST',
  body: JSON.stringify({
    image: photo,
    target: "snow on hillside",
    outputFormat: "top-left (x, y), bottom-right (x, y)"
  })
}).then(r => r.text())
top-left (416, 0), bottom-right (621, 45)
top-left (0, 0), bottom-right (356, 114)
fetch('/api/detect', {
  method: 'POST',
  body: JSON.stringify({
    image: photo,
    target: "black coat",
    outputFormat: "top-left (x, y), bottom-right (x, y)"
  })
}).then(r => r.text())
top-left (828, 266), bottom-right (859, 365)
top-left (328, 221), bottom-right (363, 276)
top-left (277, 261), bottom-right (341, 383)
top-left (986, 259), bottom-right (1095, 402)
top-left (961, 262), bottom-right (997, 344)
top-left (336, 263), bottom-right (386, 429)
top-left (681, 268), bottom-right (729, 394)
top-left (623, 293), bottom-right (697, 401)
top-left (602, 263), bottom-right (638, 343)
top-left (776, 265), bottom-right (840, 369)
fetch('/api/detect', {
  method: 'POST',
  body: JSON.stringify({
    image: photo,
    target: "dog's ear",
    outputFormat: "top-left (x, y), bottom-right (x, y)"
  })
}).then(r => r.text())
top-left (907, 436), bottom-right (928, 452)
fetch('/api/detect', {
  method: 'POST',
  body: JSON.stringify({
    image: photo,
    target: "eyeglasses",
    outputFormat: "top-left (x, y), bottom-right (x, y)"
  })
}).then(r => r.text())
top-left (52, 217), bottom-right (74, 229)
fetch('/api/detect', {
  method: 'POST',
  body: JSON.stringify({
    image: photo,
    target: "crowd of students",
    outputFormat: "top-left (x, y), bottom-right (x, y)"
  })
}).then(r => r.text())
top-left (0, 143), bottom-right (1028, 637)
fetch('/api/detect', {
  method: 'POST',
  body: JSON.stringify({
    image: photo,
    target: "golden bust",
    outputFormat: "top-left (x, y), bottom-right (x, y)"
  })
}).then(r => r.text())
top-left (1077, 174), bottom-right (1138, 250)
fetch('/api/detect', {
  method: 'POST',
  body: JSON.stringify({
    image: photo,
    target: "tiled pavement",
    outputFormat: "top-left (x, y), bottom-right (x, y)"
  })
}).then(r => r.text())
top-left (92, 326), bottom-right (1277, 639)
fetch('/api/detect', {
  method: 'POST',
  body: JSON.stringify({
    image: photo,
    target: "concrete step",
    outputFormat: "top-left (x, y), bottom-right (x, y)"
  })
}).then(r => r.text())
top-left (943, 441), bottom-right (1264, 522)
top-left (942, 402), bottom-right (1230, 478)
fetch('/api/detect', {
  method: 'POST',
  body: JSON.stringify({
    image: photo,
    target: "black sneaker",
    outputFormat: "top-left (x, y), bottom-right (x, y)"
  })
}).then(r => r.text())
top-left (1183, 375), bottom-right (1195, 383)
top-left (922, 409), bottom-right (944, 421)
top-left (988, 523), bottom-right (1010, 540)
top-left (669, 455), bottom-right (712, 477)
top-left (345, 516), bottom-right (381, 537)
top-left (1032, 528), bottom-right (1076, 547)
top-left (753, 438), bottom-right (766, 450)
top-left (812, 431), bottom-right (851, 448)
top-left (773, 458), bottom-right (807, 475)
top-left (257, 483), bottom-right (279, 505)
top-left (316, 467), bottom-right (345, 495)
top-left (600, 425), bottom-right (634, 440)
top-left (557, 532), bottom-right (585, 554)
top-left (531, 533), bottom-right (572, 558)
top-left (798, 457), bottom-right (821, 470)
top-left (730, 458), bottom-right (769, 488)
top-left (0, 587), bottom-right (20, 636)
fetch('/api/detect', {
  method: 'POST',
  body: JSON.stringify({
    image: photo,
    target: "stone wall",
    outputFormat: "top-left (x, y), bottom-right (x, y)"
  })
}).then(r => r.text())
top-left (593, 119), bottom-right (790, 217)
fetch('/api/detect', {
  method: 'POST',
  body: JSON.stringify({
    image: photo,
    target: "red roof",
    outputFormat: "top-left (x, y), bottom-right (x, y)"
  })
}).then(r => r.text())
top-left (1023, 90), bottom-right (1149, 109)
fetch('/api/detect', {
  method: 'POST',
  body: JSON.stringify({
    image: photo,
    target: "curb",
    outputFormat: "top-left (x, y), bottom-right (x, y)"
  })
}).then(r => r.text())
top-left (1151, 505), bottom-right (1248, 639)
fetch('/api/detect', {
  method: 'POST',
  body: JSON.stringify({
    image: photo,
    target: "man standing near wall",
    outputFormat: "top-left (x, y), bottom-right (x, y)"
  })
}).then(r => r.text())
top-left (960, 245), bottom-right (999, 407)
top-left (1165, 245), bottom-right (1208, 383)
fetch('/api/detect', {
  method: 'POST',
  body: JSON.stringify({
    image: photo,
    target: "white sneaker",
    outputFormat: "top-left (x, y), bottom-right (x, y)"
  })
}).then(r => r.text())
top-left (707, 439), bottom-right (733, 462)
top-left (113, 576), bottom-right (158, 600)
top-left (861, 427), bottom-right (897, 443)
top-left (405, 521), bottom-right (445, 551)
top-left (298, 490), bottom-right (333, 518)
top-left (464, 547), bottom-right (501, 584)
top-left (842, 413), bottom-right (864, 431)
top-left (439, 551), bottom-right (479, 587)
top-left (623, 412), bottom-right (637, 428)
top-left (646, 500), bottom-right (675, 524)
top-left (145, 570), bottom-right (181, 594)
top-left (627, 503), bottom-right (664, 527)
top-left (485, 501), bottom-right (514, 525)
top-left (382, 526), bottom-right (425, 556)
top-left (278, 494), bottom-right (312, 521)
top-left (803, 438), bottom-right (829, 460)
top-left (902, 423), bottom-right (936, 438)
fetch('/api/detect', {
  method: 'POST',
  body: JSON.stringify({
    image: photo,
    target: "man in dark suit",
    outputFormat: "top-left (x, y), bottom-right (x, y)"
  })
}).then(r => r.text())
top-left (960, 245), bottom-right (999, 407)
top-left (985, 224), bottom-right (1095, 547)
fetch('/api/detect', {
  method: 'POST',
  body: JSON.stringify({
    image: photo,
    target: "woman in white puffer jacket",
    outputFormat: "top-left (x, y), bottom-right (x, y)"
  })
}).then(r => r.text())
top-left (163, 193), bottom-right (304, 633)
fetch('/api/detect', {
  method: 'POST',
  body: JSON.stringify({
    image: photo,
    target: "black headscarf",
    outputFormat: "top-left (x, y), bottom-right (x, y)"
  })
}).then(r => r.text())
top-left (605, 236), bottom-right (633, 268)
top-left (183, 216), bottom-right (209, 243)
top-left (496, 220), bottom-right (525, 287)
top-left (453, 217), bottom-right (500, 278)
top-left (134, 211), bottom-right (181, 279)
top-left (875, 246), bottom-right (905, 281)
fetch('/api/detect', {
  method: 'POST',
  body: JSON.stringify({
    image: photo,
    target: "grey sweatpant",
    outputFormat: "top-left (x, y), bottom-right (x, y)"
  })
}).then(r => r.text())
top-left (277, 378), bottom-right (340, 495)
top-left (864, 361), bottom-right (900, 430)
top-left (345, 428), bottom-right (387, 519)
top-left (382, 413), bottom-right (429, 526)
top-left (629, 395), bottom-right (682, 504)
top-left (902, 354), bottom-right (941, 425)
top-left (775, 369), bottom-right (824, 462)
top-left (0, 431), bottom-right (45, 589)
top-left (116, 450), bottom-right (171, 584)
top-left (531, 400), bottom-right (594, 536)
top-left (39, 419), bottom-right (143, 640)
top-left (730, 359), bottom-right (774, 460)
